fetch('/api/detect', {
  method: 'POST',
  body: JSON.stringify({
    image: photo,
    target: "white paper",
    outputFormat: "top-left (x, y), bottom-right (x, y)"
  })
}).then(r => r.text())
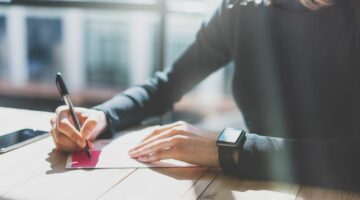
top-left (65, 128), bottom-right (196, 169)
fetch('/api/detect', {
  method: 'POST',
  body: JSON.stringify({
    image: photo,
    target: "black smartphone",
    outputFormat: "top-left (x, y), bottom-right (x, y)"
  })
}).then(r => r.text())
top-left (0, 129), bottom-right (49, 153)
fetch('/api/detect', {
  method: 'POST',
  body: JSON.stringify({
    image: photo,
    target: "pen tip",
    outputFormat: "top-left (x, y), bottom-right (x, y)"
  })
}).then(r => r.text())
top-left (86, 151), bottom-right (92, 160)
top-left (84, 145), bottom-right (92, 160)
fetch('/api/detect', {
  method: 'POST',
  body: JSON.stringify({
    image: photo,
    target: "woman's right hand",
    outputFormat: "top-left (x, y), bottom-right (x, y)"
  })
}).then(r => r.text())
top-left (50, 106), bottom-right (108, 152)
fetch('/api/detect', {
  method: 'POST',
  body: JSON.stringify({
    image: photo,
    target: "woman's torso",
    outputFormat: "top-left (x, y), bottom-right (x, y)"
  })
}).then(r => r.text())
top-left (228, 0), bottom-right (360, 138)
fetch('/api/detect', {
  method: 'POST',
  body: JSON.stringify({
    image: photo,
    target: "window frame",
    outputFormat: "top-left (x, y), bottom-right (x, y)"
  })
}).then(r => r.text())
top-left (0, 0), bottom-right (214, 72)
top-left (1, 0), bottom-right (167, 71)
top-left (5, 0), bottom-right (160, 9)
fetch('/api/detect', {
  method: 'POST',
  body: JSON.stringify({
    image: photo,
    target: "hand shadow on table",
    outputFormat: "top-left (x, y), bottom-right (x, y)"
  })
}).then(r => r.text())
top-left (44, 148), bottom-right (71, 175)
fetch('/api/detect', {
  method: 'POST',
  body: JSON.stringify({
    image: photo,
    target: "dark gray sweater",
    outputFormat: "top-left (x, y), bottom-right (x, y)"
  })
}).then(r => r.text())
top-left (95, 0), bottom-right (360, 190)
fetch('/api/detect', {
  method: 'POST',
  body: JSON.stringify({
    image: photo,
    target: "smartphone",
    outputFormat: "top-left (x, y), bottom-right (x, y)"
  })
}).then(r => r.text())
top-left (0, 129), bottom-right (49, 153)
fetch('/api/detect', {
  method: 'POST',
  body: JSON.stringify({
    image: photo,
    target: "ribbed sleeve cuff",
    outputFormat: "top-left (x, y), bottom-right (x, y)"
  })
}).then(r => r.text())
top-left (236, 133), bottom-right (289, 181)
top-left (92, 104), bottom-right (116, 139)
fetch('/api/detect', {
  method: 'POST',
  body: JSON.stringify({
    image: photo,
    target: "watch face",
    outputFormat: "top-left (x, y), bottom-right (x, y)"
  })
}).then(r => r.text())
top-left (218, 129), bottom-right (242, 144)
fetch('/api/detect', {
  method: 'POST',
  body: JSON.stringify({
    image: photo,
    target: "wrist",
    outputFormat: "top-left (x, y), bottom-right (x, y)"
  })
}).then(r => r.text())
top-left (92, 110), bottom-right (108, 140)
top-left (216, 128), bottom-right (246, 174)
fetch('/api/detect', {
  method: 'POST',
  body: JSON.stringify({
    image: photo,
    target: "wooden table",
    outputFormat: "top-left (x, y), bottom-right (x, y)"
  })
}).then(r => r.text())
top-left (1, 107), bottom-right (360, 200)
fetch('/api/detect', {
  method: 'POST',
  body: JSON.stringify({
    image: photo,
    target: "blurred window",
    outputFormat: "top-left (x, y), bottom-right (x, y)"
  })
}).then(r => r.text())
top-left (85, 16), bottom-right (130, 87)
top-left (0, 0), bottom-right (237, 112)
top-left (27, 17), bottom-right (62, 82)
top-left (43, 0), bottom-right (156, 3)
top-left (0, 16), bottom-right (7, 79)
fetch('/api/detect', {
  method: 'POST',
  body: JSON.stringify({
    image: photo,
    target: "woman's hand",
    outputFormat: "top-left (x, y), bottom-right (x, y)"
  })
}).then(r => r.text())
top-left (128, 121), bottom-right (220, 167)
top-left (50, 106), bottom-right (108, 152)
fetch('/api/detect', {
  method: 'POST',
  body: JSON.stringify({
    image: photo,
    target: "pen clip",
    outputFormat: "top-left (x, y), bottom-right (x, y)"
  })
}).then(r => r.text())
top-left (55, 72), bottom-right (69, 97)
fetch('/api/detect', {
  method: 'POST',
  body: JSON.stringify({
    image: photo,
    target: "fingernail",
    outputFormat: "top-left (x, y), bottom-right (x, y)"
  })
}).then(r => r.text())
top-left (84, 130), bottom-right (92, 140)
top-left (78, 140), bottom-right (85, 148)
top-left (83, 131), bottom-right (89, 139)
top-left (129, 145), bottom-right (140, 152)
top-left (131, 146), bottom-right (139, 150)
top-left (138, 156), bottom-right (147, 162)
top-left (129, 151), bottom-right (138, 157)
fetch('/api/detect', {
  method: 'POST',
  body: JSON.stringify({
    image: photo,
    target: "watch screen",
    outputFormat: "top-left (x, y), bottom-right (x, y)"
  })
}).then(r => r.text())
top-left (218, 129), bottom-right (241, 144)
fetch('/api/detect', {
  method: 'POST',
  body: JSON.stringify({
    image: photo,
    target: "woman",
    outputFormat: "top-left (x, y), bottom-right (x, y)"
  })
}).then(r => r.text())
top-left (51, 0), bottom-right (360, 190)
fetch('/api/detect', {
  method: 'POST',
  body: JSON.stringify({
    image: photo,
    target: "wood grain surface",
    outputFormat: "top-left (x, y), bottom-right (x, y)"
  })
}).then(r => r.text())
top-left (0, 107), bottom-right (359, 200)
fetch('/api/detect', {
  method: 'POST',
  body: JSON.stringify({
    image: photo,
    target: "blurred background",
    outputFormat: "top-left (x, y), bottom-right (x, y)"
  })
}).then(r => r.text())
top-left (0, 0), bottom-right (245, 130)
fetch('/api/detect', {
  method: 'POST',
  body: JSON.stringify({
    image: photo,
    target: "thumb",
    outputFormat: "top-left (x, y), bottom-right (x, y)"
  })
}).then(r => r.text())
top-left (81, 117), bottom-right (98, 140)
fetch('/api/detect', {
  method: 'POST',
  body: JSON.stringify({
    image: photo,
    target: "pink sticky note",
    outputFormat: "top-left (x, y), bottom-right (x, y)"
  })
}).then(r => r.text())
top-left (71, 150), bottom-right (101, 168)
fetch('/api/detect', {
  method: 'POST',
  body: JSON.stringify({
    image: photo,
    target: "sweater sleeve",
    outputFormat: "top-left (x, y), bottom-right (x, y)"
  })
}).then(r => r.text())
top-left (231, 132), bottom-right (360, 190)
top-left (94, 0), bottom-right (231, 137)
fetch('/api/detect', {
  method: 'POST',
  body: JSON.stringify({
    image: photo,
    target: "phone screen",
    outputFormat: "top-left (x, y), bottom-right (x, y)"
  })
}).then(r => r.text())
top-left (0, 129), bottom-right (48, 150)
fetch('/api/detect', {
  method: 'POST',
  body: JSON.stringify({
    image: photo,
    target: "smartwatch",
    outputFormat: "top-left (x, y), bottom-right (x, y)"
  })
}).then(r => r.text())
top-left (216, 128), bottom-right (246, 174)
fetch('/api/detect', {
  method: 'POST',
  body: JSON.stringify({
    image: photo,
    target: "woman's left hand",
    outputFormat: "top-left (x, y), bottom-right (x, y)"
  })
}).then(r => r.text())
top-left (128, 121), bottom-right (220, 167)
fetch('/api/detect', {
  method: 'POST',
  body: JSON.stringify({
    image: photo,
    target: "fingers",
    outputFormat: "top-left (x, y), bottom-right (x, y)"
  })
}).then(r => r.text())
top-left (81, 116), bottom-right (98, 140)
top-left (56, 107), bottom-right (85, 147)
top-left (129, 128), bottom-right (181, 153)
top-left (56, 105), bottom-right (88, 125)
top-left (50, 124), bottom-right (58, 147)
top-left (140, 121), bottom-right (185, 142)
top-left (77, 110), bottom-right (91, 125)
top-left (129, 121), bottom-right (189, 154)
top-left (128, 121), bottom-right (195, 163)
top-left (129, 135), bottom-right (185, 158)
top-left (131, 122), bottom-right (187, 150)
top-left (137, 148), bottom-right (174, 163)
top-left (51, 106), bottom-right (101, 153)
top-left (57, 117), bottom-right (85, 147)
top-left (51, 121), bottom-right (82, 152)
top-left (50, 116), bottom-right (56, 126)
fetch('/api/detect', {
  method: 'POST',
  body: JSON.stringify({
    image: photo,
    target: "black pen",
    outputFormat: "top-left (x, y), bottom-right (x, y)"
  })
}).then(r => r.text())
top-left (55, 72), bottom-right (91, 160)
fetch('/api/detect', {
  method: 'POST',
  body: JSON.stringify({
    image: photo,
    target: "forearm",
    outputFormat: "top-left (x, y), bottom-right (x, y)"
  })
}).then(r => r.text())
top-left (93, 1), bottom-right (231, 136)
top-left (93, 78), bottom-right (174, 136)
top-left (225, 132), bottom-right (360, 190)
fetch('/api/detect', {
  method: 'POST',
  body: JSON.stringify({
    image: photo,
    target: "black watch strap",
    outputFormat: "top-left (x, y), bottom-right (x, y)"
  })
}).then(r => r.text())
top-left (217, 129), bottom-right (246, 174)
top-left (218, 146), bottom-right (238, 174)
